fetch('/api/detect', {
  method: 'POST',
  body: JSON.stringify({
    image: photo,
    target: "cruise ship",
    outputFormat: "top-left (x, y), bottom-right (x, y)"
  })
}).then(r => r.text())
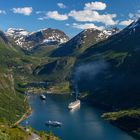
top-left (45, 121), bottom-right (62, 127)
top-left (68, 100), bottom-right (80, 109)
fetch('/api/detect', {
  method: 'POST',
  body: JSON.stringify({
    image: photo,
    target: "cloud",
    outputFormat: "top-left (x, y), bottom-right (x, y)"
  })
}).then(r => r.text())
top-left (38, 11), bottom-right (68, 21)
top-left (57, 3), bottom-right (66, 9)
top-left (36, 1), bottom-right (117, 25)
top-left (0, 10), bottom-right (6, 15)
top-left (38, 17), bottom-right (46, 20)
top-left (119, 19), bottom-right (133, 26)
top-left (84, 1), bottom-right (106, 10)
top-left (119, 11), bottom-right (140, 26)
top-left (69, 10), bottom-right (117, 26)
top-left (36, 11), bottom-right (45, 14)
top-left (129, 10), bottom-right (140, 19)
top-left (66, 23), bottom-right (70, 26)
top-left (72, 23), bottom-right (105, 30)
top-left (12, 7), bottom-right (33, 16)
top-left (129, 13), bottom-right (134, 18)
top-left (47, 11), bottom-right (68, 20)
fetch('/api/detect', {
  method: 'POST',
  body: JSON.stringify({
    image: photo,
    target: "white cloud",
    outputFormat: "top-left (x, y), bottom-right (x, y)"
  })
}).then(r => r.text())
top-left (47, 11), bottom-right (68, 20)
top-left (36, 1), bottom-right (117, 26)
top-left (38, 17), bottom-right (46, 20)
top-left (129, 13), bottom-right (134, 18)
top-left (129, 10), bottom-right (140, 19)
top-left (72, 23), bottom-right (104, 30)
top-left (119, 19), bottom-right (133, 26)
top-left (12, 7), bottom-right (33, 16)
top-left (36, 11), bottom-right (44, 14)
top-left (84, 1), bottom-right (106, 11)
top-left (120, 11), bottom-right (140, 26)
top-left (69, 10), bottom-right (117, 26)
top-left (37, 11), bottom-right (68, 21)
top-left (66, 23), bottom-right (70, 26)
top-left (0, 10), bottom-right (6, 15)
top-left (57, 3), bottom-right (66, 9)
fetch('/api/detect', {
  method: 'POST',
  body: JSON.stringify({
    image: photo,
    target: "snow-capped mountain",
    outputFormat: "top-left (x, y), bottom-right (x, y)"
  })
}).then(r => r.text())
top-left (6, 28), bottom-right (69, 51)
top-left (51, 27), bottom-right (119, 57)
top-left (98, 28), bottom-right (119, 40)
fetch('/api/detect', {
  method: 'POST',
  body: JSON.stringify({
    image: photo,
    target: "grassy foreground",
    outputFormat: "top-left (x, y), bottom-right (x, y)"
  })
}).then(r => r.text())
top-left (0, 125), bottom-right (59, 140)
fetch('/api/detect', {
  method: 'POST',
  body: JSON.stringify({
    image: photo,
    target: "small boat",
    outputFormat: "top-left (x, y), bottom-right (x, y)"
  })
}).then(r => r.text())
top-left (68, 100), bottom-right (80, 110)
top-left (45, 120), bottom-right (62, 127)
top-left (46, 91), bottom-right (52, 94)
top-left (40, 94), bottom-right (46, 100)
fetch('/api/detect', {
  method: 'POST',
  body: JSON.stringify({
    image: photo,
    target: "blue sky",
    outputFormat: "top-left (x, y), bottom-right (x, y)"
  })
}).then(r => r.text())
top-left (0, 0), bottom-right (140, 37)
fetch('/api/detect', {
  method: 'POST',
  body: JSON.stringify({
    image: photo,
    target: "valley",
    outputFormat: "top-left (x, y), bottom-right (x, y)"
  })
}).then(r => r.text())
top-left (0, 19), bottom-right (140, 139)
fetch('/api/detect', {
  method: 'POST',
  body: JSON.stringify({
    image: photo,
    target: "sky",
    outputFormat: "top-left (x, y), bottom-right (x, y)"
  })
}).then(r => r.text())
top-left (0, 0), bottom-right (140, 37)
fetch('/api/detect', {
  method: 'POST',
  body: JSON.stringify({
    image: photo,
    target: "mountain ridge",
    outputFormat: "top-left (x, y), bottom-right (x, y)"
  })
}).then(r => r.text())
top-left (75, 18), bottom-right (140, 110)
top-left (0, 19), bottom-right (140, 139)
top-left (6, 28), bottom-right (69, 51)
top-left (51, 27), bottom-right (119, 57)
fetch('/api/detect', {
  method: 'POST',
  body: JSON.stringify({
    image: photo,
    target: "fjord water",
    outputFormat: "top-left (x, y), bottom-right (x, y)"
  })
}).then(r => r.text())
top-left (21, 94), bottom-right (136, 140)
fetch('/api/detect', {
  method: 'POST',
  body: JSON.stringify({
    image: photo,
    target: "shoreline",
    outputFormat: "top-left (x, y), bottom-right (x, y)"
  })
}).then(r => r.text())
top-left (111, 121), bottom-right (140, 138)
top-left (16, 94), bottom-right (140, 140)
top-left (14, 93), bottom-right (70, 126)
top-left (14, 94), bottom-right (32, 126)
top-left (110, 121), bottom-right (140, 140)
top-left (14, 107), bottom-right (32, 126)
top-left (27, 91), bottom-right (71, 95)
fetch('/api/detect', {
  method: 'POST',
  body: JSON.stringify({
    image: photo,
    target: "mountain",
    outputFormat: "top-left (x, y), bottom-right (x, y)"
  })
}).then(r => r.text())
top-left (0, 30), bottom-right (9, 44)
top-left (0, 29), bottom-right (59, 140)
top-left (0, 19), bottom-right (140, 138)
top-left (51, 27), bottom-right (119, 57)
top-left (33, 27), bottom-right (119, 93)
top-left (75, 19), bottom-right (140, 110)
top-left (0, 30), bottom-right (28, 123)
top-left (70, 19), bottom-right (140, 136)
top-left (6, 28), bottom-right (69, 51)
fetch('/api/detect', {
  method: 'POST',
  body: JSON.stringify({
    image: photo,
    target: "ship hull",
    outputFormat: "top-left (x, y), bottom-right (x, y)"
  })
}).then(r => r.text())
top-left (68, 100), bottom-right (80, 110)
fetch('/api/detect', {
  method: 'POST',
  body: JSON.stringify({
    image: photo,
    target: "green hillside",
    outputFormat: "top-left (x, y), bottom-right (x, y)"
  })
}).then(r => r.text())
top-left (68, 21), bottom-right (140, 137)
top-left (0, 34), bottom-right (28, 123)
top-left (75, 21), bottom-right (140, 110)
top-left (102, 109), bottom-right (140, 138)
top-left (0, 30), bottom-right (59, 139)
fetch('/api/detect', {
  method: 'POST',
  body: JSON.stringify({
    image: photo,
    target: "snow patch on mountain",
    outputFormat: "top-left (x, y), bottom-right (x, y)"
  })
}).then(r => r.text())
top-left (6, 28), bottom-right (69, 51)
top-left (6, 28), bottom-right (29, 37)
top-left (98, 28), bottom-right (119, 40)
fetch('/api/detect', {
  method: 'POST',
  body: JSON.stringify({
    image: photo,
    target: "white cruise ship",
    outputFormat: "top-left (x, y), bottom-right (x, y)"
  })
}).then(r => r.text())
top-left (68, 100), bottom-right (80, 109)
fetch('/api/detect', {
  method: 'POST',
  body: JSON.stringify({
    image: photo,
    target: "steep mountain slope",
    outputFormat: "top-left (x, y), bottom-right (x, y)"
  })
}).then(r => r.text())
top-left (102, 109), bottom-right (140, 136)
top-left (51, 28), bottom-right (119, 57)
top-left (75, 19), bottom-right (140, 110)
top-left (71, 20), bottom-right (140, 136)
top-left (33, 28), bottom-right (119, 93)
top-left (33, 57), bottom-right (75, 93)
top-left (0, 30), bottom-right (59, 139)
top-left (0, 30), bottom-right (9, 44)
top-left (0, 30), bottom-right (28, 123)
top-left (6, 28), bottom-right (69, 51)
top-left (0, 73), bottom-right (27, 123)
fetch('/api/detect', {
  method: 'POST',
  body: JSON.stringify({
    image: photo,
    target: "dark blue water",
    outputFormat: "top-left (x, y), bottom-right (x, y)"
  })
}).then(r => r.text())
top-left (21, 94), bottom-right (136, 140)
